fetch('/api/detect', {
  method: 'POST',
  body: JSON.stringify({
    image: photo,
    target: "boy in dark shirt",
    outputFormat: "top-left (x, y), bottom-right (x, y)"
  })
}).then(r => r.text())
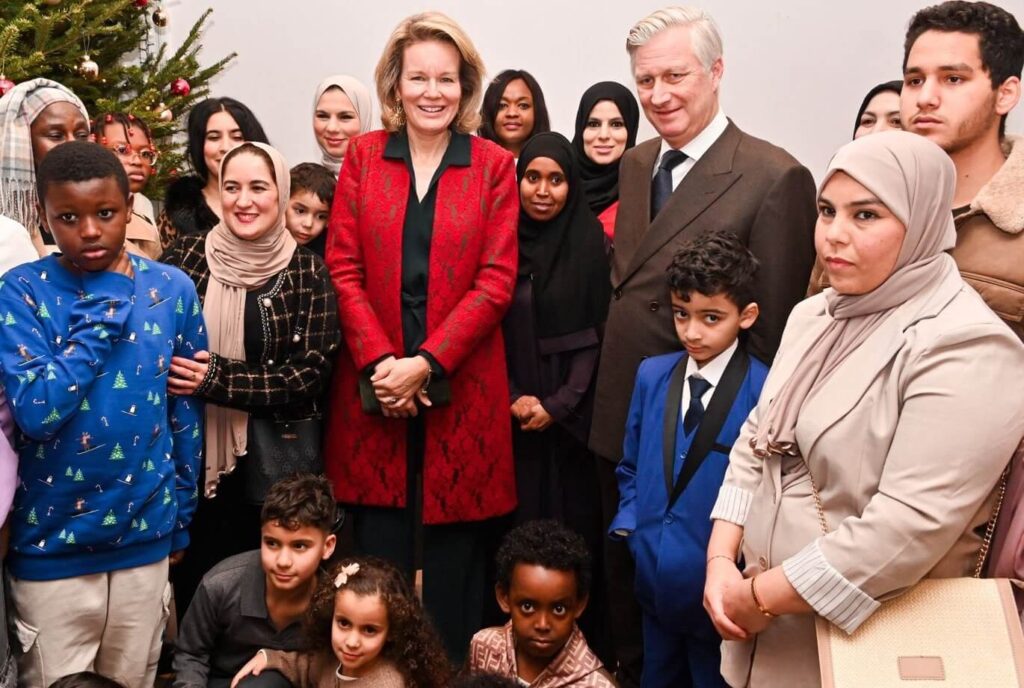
top-left (173, 474), bottom-right (338, 688)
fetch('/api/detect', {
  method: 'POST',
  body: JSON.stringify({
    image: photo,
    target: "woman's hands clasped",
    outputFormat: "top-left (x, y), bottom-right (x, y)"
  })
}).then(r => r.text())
top-left (704, 558), bottom-right (773, 641)
top-left (372, 355), bottom-right (432, 419)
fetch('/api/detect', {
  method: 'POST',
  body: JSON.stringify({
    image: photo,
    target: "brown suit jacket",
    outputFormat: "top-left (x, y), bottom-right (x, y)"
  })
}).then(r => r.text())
top-left (589, 121), bottom-right (817, 461)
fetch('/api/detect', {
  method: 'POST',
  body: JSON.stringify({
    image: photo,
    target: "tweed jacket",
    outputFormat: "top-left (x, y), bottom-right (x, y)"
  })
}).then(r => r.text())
top-left (324, 130), bottom-right (518, 524)
top-left (161, 233), bottom-right (339, 422)
top-left (589, 122), bottom-right (817, 461)
top-left (711, 271), bottom-right (1024, 687)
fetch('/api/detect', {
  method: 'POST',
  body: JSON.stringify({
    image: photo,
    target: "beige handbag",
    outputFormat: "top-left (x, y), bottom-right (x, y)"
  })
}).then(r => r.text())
top-left (807, 468), bottom-right (1024, 687)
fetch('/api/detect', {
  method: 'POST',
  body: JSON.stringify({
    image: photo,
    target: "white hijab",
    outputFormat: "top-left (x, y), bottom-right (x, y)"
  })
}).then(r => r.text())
top-left (312, 74), bottom-right (373, 175)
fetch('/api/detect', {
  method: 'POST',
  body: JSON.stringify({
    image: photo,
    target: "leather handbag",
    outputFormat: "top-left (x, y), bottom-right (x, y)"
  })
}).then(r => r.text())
top-left (238, 417), bottom-right (323, 503)
top-left (806, 463), bottom-right (1024, 687)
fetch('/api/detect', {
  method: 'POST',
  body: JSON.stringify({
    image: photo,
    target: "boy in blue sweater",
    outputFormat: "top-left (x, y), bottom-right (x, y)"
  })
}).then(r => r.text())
top-left (0, 141), bottom-right (206, 687)
top-left (610, 232), bottom-right (768, 688)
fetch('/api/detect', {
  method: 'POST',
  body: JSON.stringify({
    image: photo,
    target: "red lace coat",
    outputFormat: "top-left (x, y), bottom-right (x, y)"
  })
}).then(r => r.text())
top-left (324, 130), bottom-right (519, 524)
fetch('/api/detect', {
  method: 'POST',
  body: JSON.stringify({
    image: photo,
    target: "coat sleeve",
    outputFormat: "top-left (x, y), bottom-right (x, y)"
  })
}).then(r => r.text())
top-left (745, 163), bottom-right (817, 363)
top-left (262, 650), bottom-right (320, 687)
top-left (419, 150), bottom-right (518, 374)
top-left (0, 270), bottom-right (134, 441)
top-left (326, 137), bottom-right (396, 371)
top-left (540, 334), bottom-right (600, 423)
top-left (196, 259), bottom-right (338, 408)
top-left (781, 323), bottom-right (1024, 634)
top-left (609, 364), bottom-right (648, 538)
top-left (710, 400), bottom-right (764, 526)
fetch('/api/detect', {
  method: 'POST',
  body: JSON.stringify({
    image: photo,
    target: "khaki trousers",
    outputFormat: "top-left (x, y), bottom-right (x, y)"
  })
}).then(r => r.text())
top-left (8, 557), bottom-right (170, 688)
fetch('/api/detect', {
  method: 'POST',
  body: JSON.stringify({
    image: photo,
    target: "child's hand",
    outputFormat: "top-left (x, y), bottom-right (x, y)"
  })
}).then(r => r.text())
top-left (168, 351), bottom-right (210, 396)
top-left (231, 651), bottom-right (268, 687)
top-left (521, 403), bottom-right (553, 432)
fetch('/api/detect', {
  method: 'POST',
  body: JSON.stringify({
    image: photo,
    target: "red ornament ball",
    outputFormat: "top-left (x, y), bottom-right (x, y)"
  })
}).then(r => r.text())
top-left (0, 75), bottom-right (15, 97)
top-left (170, 78), bottom-right (191, 97)
top-left (134, 0), bottom-right (149, 7)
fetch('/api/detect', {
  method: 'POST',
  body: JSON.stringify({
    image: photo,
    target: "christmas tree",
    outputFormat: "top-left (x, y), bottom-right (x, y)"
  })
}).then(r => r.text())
top-left (112, 370), bottom-right (127, 389)
top-left (0, 0), bottom-right (236, 197)
top-left (109, 442), bottom-right (124, 460)
top-left (101, 509), bottom-right (117, 526)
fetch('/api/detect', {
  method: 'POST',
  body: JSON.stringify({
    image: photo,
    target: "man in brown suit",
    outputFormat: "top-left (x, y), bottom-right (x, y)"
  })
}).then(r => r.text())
top-left (589, 7), bottom-right (816, 686)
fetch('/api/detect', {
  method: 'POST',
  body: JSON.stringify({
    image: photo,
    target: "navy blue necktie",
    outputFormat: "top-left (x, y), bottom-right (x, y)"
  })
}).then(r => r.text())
top-left (651, 149), bottom-right (688, 220)
top-left (683, 376), bottom-right (713, 436)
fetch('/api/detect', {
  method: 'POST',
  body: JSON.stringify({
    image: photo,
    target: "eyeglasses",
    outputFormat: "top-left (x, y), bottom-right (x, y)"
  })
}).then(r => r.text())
top-left (108, 143), bottom-right (158, 165)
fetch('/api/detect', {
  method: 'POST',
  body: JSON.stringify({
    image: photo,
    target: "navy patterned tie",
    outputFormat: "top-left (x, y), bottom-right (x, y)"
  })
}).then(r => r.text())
top-left (651, 149), bottom-right (688, 220)
top-left (683, 375), bottom-right (713, 435)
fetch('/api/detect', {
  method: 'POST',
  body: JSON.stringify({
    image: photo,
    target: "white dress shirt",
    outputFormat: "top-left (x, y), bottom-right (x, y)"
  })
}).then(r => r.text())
top-left (652, 109), bottom-right (730, 192)
top-left (679, 338), bottom-right (738, 428)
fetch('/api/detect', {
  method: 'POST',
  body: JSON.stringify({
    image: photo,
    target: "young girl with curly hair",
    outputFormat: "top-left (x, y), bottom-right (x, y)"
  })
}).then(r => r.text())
top-left (231, 557), bottom-right (452, 687)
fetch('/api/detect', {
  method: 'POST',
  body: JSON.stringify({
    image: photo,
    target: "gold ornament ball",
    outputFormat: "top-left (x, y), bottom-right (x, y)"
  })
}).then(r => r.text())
top-left (152, 8), bottom-right (168, 27)
top-left (78, 56), bottom-right (100, 81)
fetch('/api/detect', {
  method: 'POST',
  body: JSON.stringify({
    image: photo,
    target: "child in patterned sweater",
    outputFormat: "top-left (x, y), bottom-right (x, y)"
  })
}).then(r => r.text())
top-left (0, 141), bottom-right (206, 687)
top-left (468, 521), bottom-right (616, 688)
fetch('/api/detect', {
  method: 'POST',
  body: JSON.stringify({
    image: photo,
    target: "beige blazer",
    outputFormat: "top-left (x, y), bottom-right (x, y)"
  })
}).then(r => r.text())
top-left (714, 272), bottom-right (1024, 687)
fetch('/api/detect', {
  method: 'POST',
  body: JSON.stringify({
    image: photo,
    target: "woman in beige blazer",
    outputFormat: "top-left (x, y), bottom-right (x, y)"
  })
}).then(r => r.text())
top-left (702, 130), bottom-right (1024, 688)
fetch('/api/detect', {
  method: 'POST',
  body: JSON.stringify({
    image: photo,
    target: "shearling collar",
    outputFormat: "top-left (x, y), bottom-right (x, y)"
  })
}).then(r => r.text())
top-left (965, 135), bottom-right (1024, 235)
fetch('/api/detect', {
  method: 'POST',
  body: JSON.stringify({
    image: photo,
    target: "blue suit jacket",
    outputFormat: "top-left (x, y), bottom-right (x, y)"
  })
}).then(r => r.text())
top-left (610, 349), bottom-right (767, 636)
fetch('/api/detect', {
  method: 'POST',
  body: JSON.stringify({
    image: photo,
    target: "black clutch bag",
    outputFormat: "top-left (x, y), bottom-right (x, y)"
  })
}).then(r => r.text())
top-left (358, 372), bottom-right (451, 415)
top-left (240, 418), bottom-right (323, 503)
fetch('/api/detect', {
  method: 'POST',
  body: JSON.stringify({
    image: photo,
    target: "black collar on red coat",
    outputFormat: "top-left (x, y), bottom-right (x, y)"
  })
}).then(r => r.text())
top-left (383, 128), bottom-right (472, 167)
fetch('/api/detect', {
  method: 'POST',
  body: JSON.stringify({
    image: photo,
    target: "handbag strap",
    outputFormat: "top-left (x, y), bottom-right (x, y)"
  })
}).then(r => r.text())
top-left (803, 458), bottom-right (1009, 579)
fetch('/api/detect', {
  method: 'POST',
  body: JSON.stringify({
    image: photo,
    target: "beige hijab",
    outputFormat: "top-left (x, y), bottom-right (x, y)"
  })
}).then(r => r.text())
top-left (753, 130), bottom-right (959, 458)
top-left (203, 142), bottom-right (297, 497)
top-left (313, 74), bottom-right (373, 175)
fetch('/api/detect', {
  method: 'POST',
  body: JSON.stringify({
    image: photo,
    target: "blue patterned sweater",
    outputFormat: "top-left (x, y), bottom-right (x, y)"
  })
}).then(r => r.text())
top-left (0, 254), bottom-right (206, 580)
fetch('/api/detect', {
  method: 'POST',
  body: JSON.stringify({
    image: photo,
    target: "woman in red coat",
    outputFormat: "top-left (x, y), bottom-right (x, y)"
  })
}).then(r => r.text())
top-left (323, 11), bottom-right (518, 660)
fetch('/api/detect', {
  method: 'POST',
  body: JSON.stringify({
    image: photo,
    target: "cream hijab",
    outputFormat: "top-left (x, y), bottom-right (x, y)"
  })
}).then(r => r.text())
top-left (203, 142), bottom-right (297, 497)
top-left (753, 130), bottom-right (959, 458)
top-left (312, 74), bottom-right (373, 175)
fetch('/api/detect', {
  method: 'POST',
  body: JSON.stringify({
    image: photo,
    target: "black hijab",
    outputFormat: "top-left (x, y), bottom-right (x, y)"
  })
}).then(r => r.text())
top-left (516, 133), bottom-right (611, 339)
top-left (571, 82), bottom-right (641, 215)
top-left (853, 80), bottom-right (903, 138)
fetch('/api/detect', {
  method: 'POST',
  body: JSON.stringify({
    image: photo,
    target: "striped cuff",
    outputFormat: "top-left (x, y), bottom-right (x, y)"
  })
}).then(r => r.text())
top-left (710, 484), bottom-right (753, 525)
top-left (782, 540), bottom-right (880, 634)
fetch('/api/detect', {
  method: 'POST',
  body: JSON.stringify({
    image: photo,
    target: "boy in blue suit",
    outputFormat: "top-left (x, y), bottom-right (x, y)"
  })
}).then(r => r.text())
top-left (610, 232), bottom-right (768, 688)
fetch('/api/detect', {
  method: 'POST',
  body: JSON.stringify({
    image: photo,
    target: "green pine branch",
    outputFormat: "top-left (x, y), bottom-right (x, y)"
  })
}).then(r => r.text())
top-left (0, 1), bottom-right (235, 198)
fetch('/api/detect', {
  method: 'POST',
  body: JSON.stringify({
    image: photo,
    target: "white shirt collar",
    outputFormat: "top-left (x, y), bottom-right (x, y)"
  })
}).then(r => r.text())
top-left (684, 338), bottom-right (738, 389)
top-left (658, 109), bottom-right (729, 165)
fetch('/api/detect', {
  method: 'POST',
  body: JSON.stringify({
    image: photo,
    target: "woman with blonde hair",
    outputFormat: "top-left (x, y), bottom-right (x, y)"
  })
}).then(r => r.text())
top-left (323, 11), bottom-right (518, 661)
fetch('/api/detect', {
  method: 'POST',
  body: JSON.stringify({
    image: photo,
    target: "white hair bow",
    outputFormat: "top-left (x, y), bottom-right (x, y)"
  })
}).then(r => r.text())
top-left (334, 563), bottom-right (361, 588)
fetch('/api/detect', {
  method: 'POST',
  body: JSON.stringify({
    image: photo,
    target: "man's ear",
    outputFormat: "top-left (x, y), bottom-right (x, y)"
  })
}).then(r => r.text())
top-left (496, 584), bottom-right (512, 614)
top-left (995, 76), bottom-right (1021, 118)
top-left (738, 302), bottom-right (760, 330)
top-left (125, 192), bottom-right (134, 218)
top-left (321, 533), bottom-right (337, 561)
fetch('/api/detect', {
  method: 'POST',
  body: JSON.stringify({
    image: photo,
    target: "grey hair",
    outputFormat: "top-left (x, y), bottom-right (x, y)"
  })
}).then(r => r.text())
top-left (626, 6), bottom-right (724, 71)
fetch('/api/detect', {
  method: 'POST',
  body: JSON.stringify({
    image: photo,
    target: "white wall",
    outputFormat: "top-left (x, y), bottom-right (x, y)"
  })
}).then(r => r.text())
top-left (165, 0), bottom-right (1024, 180)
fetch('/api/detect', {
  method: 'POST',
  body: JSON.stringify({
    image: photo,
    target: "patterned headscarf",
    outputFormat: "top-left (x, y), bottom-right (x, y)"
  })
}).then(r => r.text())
top-left (0, 78), bottom-right (89, 237)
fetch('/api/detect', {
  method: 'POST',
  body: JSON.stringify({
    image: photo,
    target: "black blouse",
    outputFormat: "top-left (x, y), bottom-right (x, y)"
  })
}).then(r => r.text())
top-left (383, 131), bottom-right (471, 360)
